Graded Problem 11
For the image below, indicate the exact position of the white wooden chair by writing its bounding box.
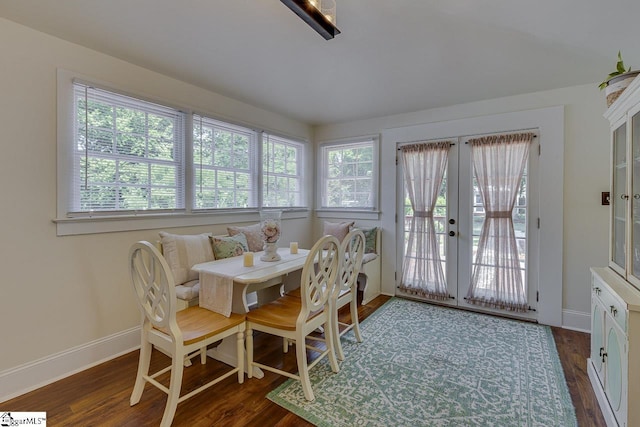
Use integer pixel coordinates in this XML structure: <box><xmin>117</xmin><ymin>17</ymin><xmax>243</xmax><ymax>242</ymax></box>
<box><xmin>245</xmin><ymin>235</ymin><xmax>341</xmax><ymax>401</ymax></box>
<box><xmin>128</xmin><ymin>241</ymin><xmax>246</xmax><ymax>427</ymax></box>
<box><xmin>332</xmin><ymin>229</ymin><xmax>365</xmax><ymax>360</ymax></box>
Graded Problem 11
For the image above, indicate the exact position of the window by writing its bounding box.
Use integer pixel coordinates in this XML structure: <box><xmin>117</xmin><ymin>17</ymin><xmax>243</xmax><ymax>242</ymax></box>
<box><xmin>72</xmin><ymin>82</ymin><xmax>185</xmax><ymax>214</ymax></box>
<box><xmin>263</xmin><ymin>133</ymin><xmax>304</xmax><ymax>208</ymax></box>
<box><xmin>57</xmin><ymin>73</ymin><xmax>309</xmax><ymax>235</ymax></box>
<box><xmin>319</xmin><ymin>138</ymin><xmax>378</xmax><ymax>209</ymax></box>
<box><xmin>193</xmin><ymin>115</ymin><xmax>257</xmax><ymax>209</ymax></box>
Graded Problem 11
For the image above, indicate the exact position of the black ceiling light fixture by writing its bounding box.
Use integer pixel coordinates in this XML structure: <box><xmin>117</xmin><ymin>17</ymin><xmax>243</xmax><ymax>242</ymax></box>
<box><xmin>280</xmin><ymin>0</ymin><xmax>340</xmax><ymax>40</ymax></box>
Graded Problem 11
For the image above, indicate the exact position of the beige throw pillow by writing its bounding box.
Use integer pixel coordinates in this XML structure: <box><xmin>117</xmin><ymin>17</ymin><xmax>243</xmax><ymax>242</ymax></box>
<box><xmin>159</xmin><ymin>232</ymin><xmax>214</xmax><ymax>285</ymax></box>
<box><xmin>227</xmin><ymin>223</ymin><xmax>264</xmax><ymax>252</ymax></box>
<box><xmin>323</xmin><ymin>220</ymin><xmax>355</xmax><ymax>242</ymax></box>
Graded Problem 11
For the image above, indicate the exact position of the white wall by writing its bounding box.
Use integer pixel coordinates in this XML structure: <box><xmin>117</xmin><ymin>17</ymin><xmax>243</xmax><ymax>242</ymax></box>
<box><xmin>315</xmin><ymin>84</ymin><xmax>611</xmax><ymax>330</ymax></box>
<box><xmin>0</xmin><ymin>17</ymin><xmax>313</xmax><ymax>396</ymax></box>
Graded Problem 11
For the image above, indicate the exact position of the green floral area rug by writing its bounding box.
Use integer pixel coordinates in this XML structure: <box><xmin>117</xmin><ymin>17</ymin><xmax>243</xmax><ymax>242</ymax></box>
<box><xmin>267</xmin><ymin>297</ymin><xmax>577</xmax><ymax>427</ymax></box>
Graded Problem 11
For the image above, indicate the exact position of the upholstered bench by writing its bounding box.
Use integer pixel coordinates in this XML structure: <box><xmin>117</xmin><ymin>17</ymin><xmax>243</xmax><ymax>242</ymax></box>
<box><xmin>358</xmin><ymin>227</ymin><xmax>381</xmax><ymax>305</ymax></box>
<box><xmin>321</xmin><ymin>221</ymin><xmax>381</xmax><ymax>306</ymax></box>
<box><xmin>157</xmin><ymin>224</ymin><xmax>265</xmax><ymax>310</ymax></box>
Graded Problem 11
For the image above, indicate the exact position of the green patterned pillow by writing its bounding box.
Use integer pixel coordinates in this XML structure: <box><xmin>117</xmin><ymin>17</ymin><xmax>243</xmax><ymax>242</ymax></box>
<box><xmin>359</xmin><ymin>227</ymin><xmax>378</xmax><ymax>254</ymax></box>
<box><xmin>210</xmin><ymin>234</ymin><xmax>249</xmax><ymax>260</ymax></box>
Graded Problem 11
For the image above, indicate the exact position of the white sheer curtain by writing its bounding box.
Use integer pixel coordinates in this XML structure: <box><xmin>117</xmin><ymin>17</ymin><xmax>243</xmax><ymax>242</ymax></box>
<box><xmin>399</xmin><ymin>141</ymin><xmax>450</xmax><ymax>300</ymax></box>
<box><xmin>465</xmin><ymin>132</ymin><xmax>534</xmax><ymax>312</ymax></box>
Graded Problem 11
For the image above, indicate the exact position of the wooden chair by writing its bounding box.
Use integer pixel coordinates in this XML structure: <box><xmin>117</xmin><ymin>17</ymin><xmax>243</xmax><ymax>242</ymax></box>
<box><xmin>332</xmin><ymin>229</ymin><xmax>365</xmax><ymax>360</ymax></box>
<box><xmin>128</xmin><ymin>241</ymin><xmax>246</xmax><ymax>427</ymax></box>
<box><xmin>245</xmin><ymin>235</ymin><xmax>341</xmax><ymax>401</ymax></box>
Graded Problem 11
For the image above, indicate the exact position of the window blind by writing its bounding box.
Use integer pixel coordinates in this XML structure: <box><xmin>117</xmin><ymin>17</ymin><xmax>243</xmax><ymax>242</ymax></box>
<box><xmin>193</xmin><ymin>114</ymin><xmax>258</xmax><ymax>210</ymax></box>
<box><xmin>70</xmin><ymin>82</ymin><xmax>185</xmax><ymax>215</ymax></box>
<box><xmin>263</xmin><ymin>133</ymin><xmax>304</xmax><ymax>208</ymax></box>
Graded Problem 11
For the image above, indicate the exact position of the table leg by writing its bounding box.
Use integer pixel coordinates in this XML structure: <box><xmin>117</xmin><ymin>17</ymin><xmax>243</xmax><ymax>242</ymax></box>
<box><xmin>206</xmin><ymin>279</ymin><xmax>285</xmax><ymax>378</ymax></box>
<box><xmin>206</xmin><ymin>340</ymin><xmax>264</xmax><ymax>379</ymax></box>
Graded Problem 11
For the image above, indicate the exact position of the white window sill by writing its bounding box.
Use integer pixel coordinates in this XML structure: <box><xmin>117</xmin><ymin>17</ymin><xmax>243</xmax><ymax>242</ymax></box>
<box><xmin>53</xmin><ymin>209</ymin><xmax>310</xmax><ymax>236</ymax></box>
<box><xmin>315</xmin><ymin>209</ymin><xmax>380</xmax><ymax>221</ymax></box>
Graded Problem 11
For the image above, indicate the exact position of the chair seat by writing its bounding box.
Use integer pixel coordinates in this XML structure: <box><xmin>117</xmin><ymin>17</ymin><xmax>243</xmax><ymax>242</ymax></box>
<box><xmin>284</xmin><ymin>287</ymin><xmax>301</xmax><ymax>298</ymax></box>
<box><xmin>247</xmin><ymin>297</ymin><xmax>322</xmax><ymax>331</ymax></box>
<box><xmin>154</xmin><ymin>306</ymin><xmax>245</xmax><ymax>346</ymax></box>
<box><xmin>286</xmin><ymin>286</ymin><xmax>346</xmax><ymax>300</ymax></box>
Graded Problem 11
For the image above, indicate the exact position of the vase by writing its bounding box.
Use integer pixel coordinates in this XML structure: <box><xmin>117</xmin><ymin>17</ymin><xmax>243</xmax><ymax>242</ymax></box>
<box><xmin>260</xmin><ymin>210</ymin><xmax>282</xmax><ymax>261</ymax></box>
<box><xmin>605</xmin><ymin>70</ymin><xmax>640</xmax><ymax>107</ymax></box>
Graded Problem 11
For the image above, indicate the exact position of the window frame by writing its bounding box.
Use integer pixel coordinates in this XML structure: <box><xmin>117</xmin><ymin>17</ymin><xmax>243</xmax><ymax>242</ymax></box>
<box><xmin>316</xmin><ymin>136</ymin><xmax>379</xmax><ymax>217</ymax></box>
<box><xmin>262</xmin><ymin>132</ymin><xmax>306</xmax><ymax>209</ymax></box>
<box><xmin>56</xmin><ymin>70</ymin><xmax>309</xmax><ymax>236</ymax></box>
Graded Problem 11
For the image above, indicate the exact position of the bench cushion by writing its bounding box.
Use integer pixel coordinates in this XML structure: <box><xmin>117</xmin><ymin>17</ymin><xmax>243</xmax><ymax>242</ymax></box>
<box><xmin>362</xmin><ymin>253</ymin><xmax>378</xmax><ymax>264</ymax></box>
<box><xmin>175</xmin><ymin>279</ymin><xmax>200</xmax><ymax>301</ymax></box>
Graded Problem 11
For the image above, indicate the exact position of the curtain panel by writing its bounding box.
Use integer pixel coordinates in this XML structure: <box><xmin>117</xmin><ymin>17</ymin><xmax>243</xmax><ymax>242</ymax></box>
<box><xmin>398</xmin><ymin>141</ymin><xmax>451</xmax><ymax>300</ymax></box>
<box><xmin>465</xmin><ymin>132</ymin><xmax>534</xmax><ymax>312</ymax></box>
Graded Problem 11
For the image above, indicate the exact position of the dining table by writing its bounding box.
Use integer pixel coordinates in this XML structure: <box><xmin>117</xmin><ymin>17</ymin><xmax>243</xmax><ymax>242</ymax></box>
<box><xmin>191</xmin><ymin>247</ymin><xmax>309</xmax><ymax>378</ymax></box>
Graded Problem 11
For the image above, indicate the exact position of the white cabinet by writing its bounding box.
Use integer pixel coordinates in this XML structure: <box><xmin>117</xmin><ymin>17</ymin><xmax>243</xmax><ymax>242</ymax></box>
<box><xmin>588</xmin><ymin>268</ymin><xmax>640</xmax><ymax>427</ymax></box>
<box><xmin>590</xmin><ymin>75</ymin><xmax>640</xmax><ymax>426</ymax></box>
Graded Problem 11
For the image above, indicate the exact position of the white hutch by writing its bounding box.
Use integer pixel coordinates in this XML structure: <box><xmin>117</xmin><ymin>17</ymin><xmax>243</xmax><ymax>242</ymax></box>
<box><xmin>589</xmin><ymin>75</ymin><xmax>640</xmax><ymax>427</ymax></box>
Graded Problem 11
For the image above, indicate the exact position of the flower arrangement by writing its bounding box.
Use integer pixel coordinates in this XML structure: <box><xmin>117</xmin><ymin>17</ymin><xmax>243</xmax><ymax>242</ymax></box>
<box><xmin>261</xmin><ymin>219</ymin><xmax>281</xmax><ymax>243</ymax></box>
<box><xmin>260</xmin><ymin>210</ymin><xmax>282</xmax><ymax>262</ymax></box>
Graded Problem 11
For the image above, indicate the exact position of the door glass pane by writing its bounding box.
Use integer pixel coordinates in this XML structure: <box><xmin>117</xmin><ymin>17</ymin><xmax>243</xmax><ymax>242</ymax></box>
<box><xmin>633</xmin><ymin>112</ymin><xmax>640</xmax><ymax>276</ymax></box>
<box><xmin>613</xmin><ymin>124</ymin><xmax>627</xmax><ymax>268</ymax></box>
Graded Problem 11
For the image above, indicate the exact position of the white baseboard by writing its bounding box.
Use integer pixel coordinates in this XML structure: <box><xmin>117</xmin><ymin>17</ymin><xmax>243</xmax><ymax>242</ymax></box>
<box><xmin>0</xmin><ymin>327</ymin><xmax>140</xmax><ymax>403</ymax></box>
<box><xmin>561</xmin><ymin>309</ymin><xmax>590</xmax><ymax>333</ymax></box>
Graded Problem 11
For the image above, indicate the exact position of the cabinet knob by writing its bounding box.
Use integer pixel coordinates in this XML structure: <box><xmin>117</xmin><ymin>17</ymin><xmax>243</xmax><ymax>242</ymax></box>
<box><xmin>594</xmin><ymin>287</ymin><xmax>601</xmax><ymax>295</ymax></box>
<box><xmin>449</xmin><ymin>231</ymin><xmax>456</xmax><ymax>237</ymax></box>
<box><xmin>610</xmin><ymin>305</ymin><xmax>618</xmax><ymax>316</ymax></box>
<box><xmin>602</xmin><ymin>352</ymin><xmax>608</xmax><ymax>363</ymax></box>
<box><xmin>635</xmin><ymin>194</ymin><xmax>640</xmax><ymax>199</ymax></box>
<box><xmin>599</xmin><ymin>347</ymin><xmax>605</xmax><ymax>357</ymax></box>
<box><xmin>621</xmin><ymin>194</ymin><xmax>630</xmax><ymax>200</ymax></box>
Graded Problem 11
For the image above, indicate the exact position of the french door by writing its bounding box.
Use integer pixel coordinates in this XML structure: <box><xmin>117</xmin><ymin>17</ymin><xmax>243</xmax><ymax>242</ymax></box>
<box><xmin>396</xmin><ymin>133</ymin><xmax>539</xmax><ymax>320</ymax></box>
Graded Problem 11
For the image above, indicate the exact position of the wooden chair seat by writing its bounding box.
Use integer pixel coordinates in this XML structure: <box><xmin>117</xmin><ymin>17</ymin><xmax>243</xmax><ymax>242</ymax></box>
<box><xmin>247</xmin><ymin>297</ymin><xmax>323</xmax><ymax>331</ymax></box>
<box><xmin>154</xmin><ymin>307</ymin><xmax>245</xmax><ymax>345</ymax></box>
<box><xmin>286</xmin><ymin>286</ymin><xmax>350</xmax><ymax>300</ymax></box>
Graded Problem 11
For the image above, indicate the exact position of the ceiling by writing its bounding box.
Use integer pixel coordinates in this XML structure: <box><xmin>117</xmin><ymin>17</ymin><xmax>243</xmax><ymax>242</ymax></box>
<box><xmin>1</xmin><ymin>0</ymin><xmax>640</xmax><ymax>126</ymax></box>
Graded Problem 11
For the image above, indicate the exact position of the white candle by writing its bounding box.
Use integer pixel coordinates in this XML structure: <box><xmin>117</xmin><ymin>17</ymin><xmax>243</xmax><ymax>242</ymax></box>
<box><xmin>243</xmin><ymin>252</ymin><xmax>254</xmax><ymax>267</ymax></box>
<box><xmin>290</xmin><ymin>242</ymin><xmax>299</xmax><ymax>254</ymax></box>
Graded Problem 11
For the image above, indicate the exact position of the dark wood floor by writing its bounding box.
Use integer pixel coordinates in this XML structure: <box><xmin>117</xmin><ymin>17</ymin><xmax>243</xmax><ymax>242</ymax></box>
<box><xmin>2</xmin><ymin>295</ymin><xmax>606</xmax><ymax>426</ymax></box>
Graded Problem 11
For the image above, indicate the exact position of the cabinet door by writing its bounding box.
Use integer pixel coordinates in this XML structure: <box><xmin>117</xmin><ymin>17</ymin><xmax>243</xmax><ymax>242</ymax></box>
<box><xmin>605</xmin><ymin>317</ymin><xmax>628</xmax><ymax>427</ymax></box>
<box><xmin>612</xmin><ymin>122</ymin><xmax>628</xmax><ymax>274</ymax></box>
<box><xmin>630</xmin><ymin>109</ymin><xmax>640</xmax><ymax>286</ymax></box>
<box><xmin>591</xmin><ymin>298</ymin><xmax>606</xmax><ymax>383</ymax></box>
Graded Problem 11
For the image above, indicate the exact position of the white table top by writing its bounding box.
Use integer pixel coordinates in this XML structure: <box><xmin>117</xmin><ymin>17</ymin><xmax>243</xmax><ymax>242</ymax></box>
<box><xmin>192</xmin><ymin>248</ymin><xmax>309</xmax><ymax>285</ymax></box>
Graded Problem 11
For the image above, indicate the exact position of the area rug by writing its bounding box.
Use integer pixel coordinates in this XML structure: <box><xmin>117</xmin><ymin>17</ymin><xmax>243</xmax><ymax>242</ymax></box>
<box><xmin>267</xmin><ymin>297</ymin><xmax>577</xmax><ymax>427</ymax></box>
